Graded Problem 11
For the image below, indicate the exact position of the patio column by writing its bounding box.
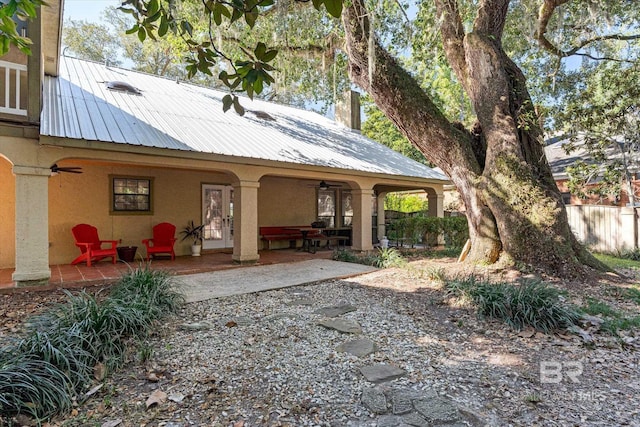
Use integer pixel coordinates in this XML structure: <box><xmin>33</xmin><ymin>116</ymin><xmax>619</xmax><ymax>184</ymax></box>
<box><xmin>428</xmin><ymin>190</ymin><xmax>444</xmax><ymax>218</ymax></box>
<box><xmin>377</xmin><ymin>191</ymin><xmax>387</xmax><ymax>242</ymax></box>
<box><xmin>232</xmin><ymin>180</ymin><xmax>260</xmax><ymax>264</ymax></box>
<box><xmin>12</xmin><ymin>165</ymin><xmax>51</xmax><ymax>286</ymax></box>
<box><xmin>427</xmin><ymin>189</ymin><xmax>445</xmax><ymax>245</ymax></box>
<box><xmin>351</xmin><ymin>189</ymin><xmax>374</xmax><ymax>251</ymax></box>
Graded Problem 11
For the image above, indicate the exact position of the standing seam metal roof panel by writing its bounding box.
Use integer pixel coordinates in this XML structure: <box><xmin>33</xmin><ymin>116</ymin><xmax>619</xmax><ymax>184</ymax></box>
<box><xmin>41</xmin><ymin>57</ymin><xmax>447</xmax><ymax>180</ymax></box>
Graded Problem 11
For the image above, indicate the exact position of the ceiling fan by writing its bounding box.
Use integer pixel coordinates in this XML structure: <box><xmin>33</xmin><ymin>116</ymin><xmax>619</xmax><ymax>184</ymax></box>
<box><xmin>50</xmin><ymin>164</ymin><xmax>83</xmax><ymax>174</ymax></box>
<box><xmin>309</xmin><ymin>180</ymin><xmax>342</xmax><ymax>190</ymax></box>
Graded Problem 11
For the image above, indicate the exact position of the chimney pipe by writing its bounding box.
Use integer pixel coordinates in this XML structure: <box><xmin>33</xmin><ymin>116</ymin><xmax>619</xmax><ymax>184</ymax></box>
<box><xmin>335</xmin><ymin>90</ymin><xmax>361</xmax><ymax>131</ymax></box>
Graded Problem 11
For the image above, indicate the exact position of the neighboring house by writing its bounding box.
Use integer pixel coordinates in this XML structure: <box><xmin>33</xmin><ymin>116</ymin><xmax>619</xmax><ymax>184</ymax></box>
<box><xmin>545</xmin><ymin>135</ymin><xmax>640</xmax><ymax>206</ymax></box>
<box><xmin>0</xmin><ymin>0</ymin><xmax>448</xmax><ymax>286</ymax></box>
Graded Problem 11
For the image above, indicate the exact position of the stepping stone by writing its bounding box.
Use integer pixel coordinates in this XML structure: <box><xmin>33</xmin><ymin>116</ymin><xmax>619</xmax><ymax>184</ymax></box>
<box><xmin>262</xmin><ymin>313</ymin><xmax>301</xmax><ymax>322</ymax></box>
<box><xmin>402</xmin><ymin>412</ymin><xmax>429</xmax><ymax>427</ymax></box>
<box><xmin>390</xmin><ymin>391</ymin><xmax>414</xmax><ymax>415</ymax></box>
<box><xmin>180</xmin><ymin>322</ymin><xmax>211</xmax><ymax>331</ymax></box>
<box><xmin>412</xmin><ymin>396</ymin><xmax>461</xmax><ymax>423</ymax></box>
<box><xmin>286</xmin><ymin>298</ymin><xmax>315</xmax><ymax>306</ymax></box>
<box><xmin>317</xmin><ymin>319</ymin><xmax>362</xmax><ymax>334</ymax></box>
<box><xmin>314</xmin><ymin>304</ymin><xmax>357</xmax><ymax>317</ymax></box>
<box><xmin>336</xmin><ymin>338</ymin><xmax>377</xmax><ymax>357</ymax></box>
<box><xmin>377</xmin><ymin>414</ymin><xmax>404</xmax><ymax>427</ymax></box>
<box><xmin>359</xmin><ymin>364</ymin><xmax>406</xmax><ymax>383</ymax></box>
<box><xmin>361</xmin><ymin>387</ymin><xmax>388</xmax><ymax>414</ymax></box>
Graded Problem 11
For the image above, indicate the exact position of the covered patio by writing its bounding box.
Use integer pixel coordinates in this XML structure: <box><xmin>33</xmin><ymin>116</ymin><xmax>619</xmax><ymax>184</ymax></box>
<box><xmin>0</xmin><ymin>249</ymin><xmax>334</xmax><ymax>292</ymax></box>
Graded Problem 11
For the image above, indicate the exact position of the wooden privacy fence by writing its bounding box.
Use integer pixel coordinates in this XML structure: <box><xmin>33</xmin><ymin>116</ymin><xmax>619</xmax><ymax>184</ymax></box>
<box><xmin>565</xmin><ymin>205</ymin><xmax>638</xmax><ymax>253</ymax></box>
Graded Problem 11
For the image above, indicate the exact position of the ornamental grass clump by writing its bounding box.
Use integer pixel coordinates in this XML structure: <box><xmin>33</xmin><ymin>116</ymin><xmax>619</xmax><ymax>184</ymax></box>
<box><xmin>445</xmin><ymin>276</ymin><xmax>579</xmax><ymax>333</ymax></box>
<box><xmin>372</xmin><ymin>247</ymin><xmax>406</xmax><ymax>269</ymax></box>
<box><xmin>0</xmin><ymin>267</ymin><xmax>184</xmax><ymax>424</ymax></box>
<box><xmin>332</xmin><ymin>247</ymin><xmax>407</xmax><ymax>269</ymax></box>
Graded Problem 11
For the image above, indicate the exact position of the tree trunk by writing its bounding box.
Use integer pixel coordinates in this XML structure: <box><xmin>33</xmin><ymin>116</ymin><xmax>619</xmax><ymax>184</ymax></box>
<box><xmin>342</xmin><ymin>0</ymin><xmax>605</xmax><ymax>277</ymax></box>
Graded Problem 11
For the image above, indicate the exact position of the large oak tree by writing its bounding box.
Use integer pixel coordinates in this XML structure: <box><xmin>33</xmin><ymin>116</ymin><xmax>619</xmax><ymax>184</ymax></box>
<box><xmin>4</xmin><ymin>0</ymin><xmax>637</xmax><ymax>276</ymax></box>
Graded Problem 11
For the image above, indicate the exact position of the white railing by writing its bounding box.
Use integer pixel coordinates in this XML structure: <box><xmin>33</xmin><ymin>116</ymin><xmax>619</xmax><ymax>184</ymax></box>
<box><xmin>0</xmin><ymin>60</ymin><xmax>27</xmax><ymax>116</ymax></box>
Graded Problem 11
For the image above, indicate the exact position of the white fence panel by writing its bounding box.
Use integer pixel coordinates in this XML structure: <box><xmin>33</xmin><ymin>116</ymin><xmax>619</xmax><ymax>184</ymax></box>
<box><xmin>565</xmin><ymin>205</ymin><xmax>638</xmax><ymax>253</ymax></box>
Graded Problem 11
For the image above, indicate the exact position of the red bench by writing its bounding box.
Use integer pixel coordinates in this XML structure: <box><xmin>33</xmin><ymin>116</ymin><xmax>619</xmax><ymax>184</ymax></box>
<box><xmin>260</xmin><ymin>226</ymin><xmax>305</xmax><ymax>249</ymax></box>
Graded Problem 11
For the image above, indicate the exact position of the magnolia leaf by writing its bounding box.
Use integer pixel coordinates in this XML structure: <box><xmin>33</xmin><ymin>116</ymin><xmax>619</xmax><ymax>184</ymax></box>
<box><xmin>137</xmin><ymin>27</ymin><xmax>146</xmax><ymax>43</ymax></box>
<box><xmin>233</xmin><ymin>97</ymin><xmax>245</xmax><ymax>116</ymax></box>
<box><xmin>222</xmin><ymin>94</ymin><xmax>233</xmax><ymax>112</ymax></box>
<box><xmin>158</xmin><ymin>16</ymin><xmax>168</xmax><ymax>36</ymax></box>
<box><xmin>323</xmin><ymin>0</ymin><xmax>343</xmax><ymax>18</ymax></box>
<box><xmin>245</xmin><ymin>11</ymin><xmax>258</xmax><ymax>28</ymax></box>
<box><xmin>262</xmin><ymin>49</ymin><xmax>277</xmax><ymax>62</ymax></box>
<box><xmin>145</xmin><ymin>389</ymin><xmax>167</xmax><ymax>408</ymax></box>
<box><xmin>147</xmin><ymin>0</ymin><xmax>159</xmax><ymax>16</ymax></box>
<box><xmin>254</xmin><ymin>42</ymin><xmax>267</xmax><ymax>60</ymax></box>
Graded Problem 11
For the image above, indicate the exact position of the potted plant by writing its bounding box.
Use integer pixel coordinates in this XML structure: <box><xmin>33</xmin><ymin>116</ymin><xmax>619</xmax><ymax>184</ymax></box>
<box><xmin>180</xmin><ymin>220</ymin><xmax>205</xmax><ymax>256</ymax></box>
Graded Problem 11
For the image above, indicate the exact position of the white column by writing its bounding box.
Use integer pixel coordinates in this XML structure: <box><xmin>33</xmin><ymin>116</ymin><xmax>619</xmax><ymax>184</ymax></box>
<box><xmin>12</xmin><ymin>165</ymin><xmax>51</xmax><ymax>285</ymax></box>
<box><xmin>351</xmin><ymin>189</ymin><xmax>374</xmax><ymax>251</ymax></box>
<box><xmin>377</xmin><ymin>191</ymin><xmax>387</xmax><ymax>243</ymax></box>
<box><xmin>428</xmin><ymin>191</ymin><xmax>444</xmax><ymax>218</ymax></box>
<box><xmin>428</xmin><ymin>190</ymin><xmax>445</xmax><ymax>245</ymax></box>
<box><xmin>232</xmin><ymin>180</ymin><xmax>260</xmax><ymax>264</ymax></box>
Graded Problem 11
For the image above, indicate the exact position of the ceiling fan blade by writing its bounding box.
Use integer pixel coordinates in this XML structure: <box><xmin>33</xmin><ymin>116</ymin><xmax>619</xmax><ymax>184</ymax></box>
<box><xmin>51</xmin><ymin>164</ymin><xmax>83</xmax><ymax>174</ymax></box>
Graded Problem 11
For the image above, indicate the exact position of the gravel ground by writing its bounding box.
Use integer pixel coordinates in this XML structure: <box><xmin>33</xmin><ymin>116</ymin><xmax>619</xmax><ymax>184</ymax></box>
<box><xmin>2</xmin><ymin>258</ymin><xmax>640</xmax><ymax>426</ymax></box>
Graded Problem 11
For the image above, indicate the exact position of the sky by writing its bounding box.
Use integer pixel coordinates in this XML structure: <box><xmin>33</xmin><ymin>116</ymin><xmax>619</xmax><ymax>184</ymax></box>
<box><xmin>63</xmin><ymin>0</ymin><xmax>120</xmax><ymax>23</ymax></box>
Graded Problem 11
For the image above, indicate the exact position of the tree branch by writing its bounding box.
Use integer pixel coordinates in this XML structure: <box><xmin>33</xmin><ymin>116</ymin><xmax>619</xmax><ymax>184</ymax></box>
<box><xmin>342</xmin><ymin>0</ymin><xmax>481</xmax><ymax>176</ymax></box>
<box><xmin>434</xmin><ymin>0</ymin><xmax>469</xmax><ymax>89</ymax></box>
<box><xmin>473</xmin><ymin>0</ymin><xmax>510</xmax><ymax>40</ymax></box>
<box><xmin>535</xmin><ymin>0</ymin><xmax>639</xmax><ymax>61</ymax></box>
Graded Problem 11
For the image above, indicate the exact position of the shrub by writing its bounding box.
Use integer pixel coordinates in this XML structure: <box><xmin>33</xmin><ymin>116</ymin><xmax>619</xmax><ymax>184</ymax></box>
<box><xmin>332</xmin><ymin>248</ymin><xmax>406</xmax><ymax>269</ymax></box>
<box><xmin>0</xmin><ymin>267</ymin><xmax>184</xmax><ymax>423</ymax></box>
<box><xmin>389</xmin><ymin>216</ymin><xmax>468</xmax><ymax>249</ymax></box>
<box><xmin>445</xmin><ymin>276</ymin><xmax>579</xmax><ymax>333</ymax></box>
<box><xmin>372</xmin><ymin>247</ymin><xmax>406</xmax><ymax>268</ymax></box>
<box><xmin>0</xmin><ymin>357</ymin><xmax>75</xmax><ymax>421</ymax></box>
<box><xmin>332</xmin><ymin>249</ymin><xmax>361</xmax><ymax>264</ymax></box>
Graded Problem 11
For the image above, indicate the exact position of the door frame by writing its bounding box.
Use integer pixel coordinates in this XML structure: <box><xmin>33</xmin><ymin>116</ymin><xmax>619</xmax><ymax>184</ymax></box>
<box><xmin>201</xmin><ymin>184</ymin><xmax>234</xmax><ymax>249</ymax></box>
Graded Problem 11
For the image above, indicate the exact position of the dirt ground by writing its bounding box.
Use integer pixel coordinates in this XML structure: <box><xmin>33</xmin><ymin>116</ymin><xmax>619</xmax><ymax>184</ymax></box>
<box><xmin>1</xmin><ymin>256</ymin><xmax>639</xmax><ymax>426</ymax></box>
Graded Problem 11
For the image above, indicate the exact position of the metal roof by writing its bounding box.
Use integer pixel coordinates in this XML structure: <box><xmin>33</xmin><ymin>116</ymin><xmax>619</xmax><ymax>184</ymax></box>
<box><xmin>41</xmin><ymin>56</ymin><xmax>447</xmax><ymax>181</ymax></box>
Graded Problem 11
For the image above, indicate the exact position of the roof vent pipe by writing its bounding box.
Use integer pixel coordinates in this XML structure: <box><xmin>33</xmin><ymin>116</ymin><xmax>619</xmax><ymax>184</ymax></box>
<box><xmin>335</xmin><ymin>90</ymin><xmax>361</xmax><ymax>132</ymax></box>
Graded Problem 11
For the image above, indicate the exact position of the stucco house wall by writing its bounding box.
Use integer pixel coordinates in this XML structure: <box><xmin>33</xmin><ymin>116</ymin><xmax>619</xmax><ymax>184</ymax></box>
<box><xmin>0</xmin><ymin>158</ymin><xmax>16</xmax><ymax>268</ymax></box>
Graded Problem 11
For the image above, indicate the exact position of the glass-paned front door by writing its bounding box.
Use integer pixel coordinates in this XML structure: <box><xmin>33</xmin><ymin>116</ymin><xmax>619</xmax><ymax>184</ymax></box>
<box><xmin>202</xmin><ymin>184</ymin><xmax>234</xmax><ymax>249</ymax></box>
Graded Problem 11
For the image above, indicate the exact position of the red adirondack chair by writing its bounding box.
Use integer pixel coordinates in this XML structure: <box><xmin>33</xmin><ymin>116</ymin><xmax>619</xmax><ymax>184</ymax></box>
<box><xmin>142</xmin><ymin>222</ymin><xmax>177</xmax><ymax>261</ymax></box>
<box><xmin>71</xmin><ymin>224</ymin><xmax>118</xmax><ymax>267</ymax></box>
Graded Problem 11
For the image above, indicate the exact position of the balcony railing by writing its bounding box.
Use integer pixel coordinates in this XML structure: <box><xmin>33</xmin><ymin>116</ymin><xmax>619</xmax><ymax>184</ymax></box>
<box><xmin>0</xmin><ymin>60</ymin><xmax>27</xmax><ymax>116</ymax></box>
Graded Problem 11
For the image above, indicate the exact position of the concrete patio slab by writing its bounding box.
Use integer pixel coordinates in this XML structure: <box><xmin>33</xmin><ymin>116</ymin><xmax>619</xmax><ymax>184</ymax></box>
<box><xmin>177</xmin><ymin>259</ymin><xmax>377</xmax><ymax>303</ymax></box>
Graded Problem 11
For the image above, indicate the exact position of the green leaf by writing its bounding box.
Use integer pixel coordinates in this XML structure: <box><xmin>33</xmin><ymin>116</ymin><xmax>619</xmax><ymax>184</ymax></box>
<box><xmin>222</xmin><ymin>94</ymin><xmax>233</xmax><ymax>112</ymax></box>
<box><xmin>246</xmin><ymin>69</ymin><xmax>258</xmax><ymax>83</ymax></box>
<box><xmin>312</xmin><ymin>0</ymin><xmax>323</xmax><ymax>10</ymax></box>
<box><xmin>137</xmin><ymin>27</ymin><xmax>147</xmax><ymax>43</ymax></box>
<box><xmin>245</xmin><ymin>11</ymin><xmax>258</xmax><ymax>28</ymax></box>
<box><xmin>233</xmin><ymin>97</ymin><xmax>245</xmax><ymax>116</ymax></box>
<box><xmin>262</xmin><ymin>49</ymin><xmax>278</xmax><ymax>62</ymax></box>
<box><xmin>158</xmin><ymin>16</ymin><xmax>168</xmax><ymax>37</ymax></box>
<box><xmin>323</xmin><ymin>0</ymin><xmax>343</xmax><ymax>18</ymax></box>
<box><xmin>254</xmin><ymin>78</ymin><xmax>263</xmax><ymax>94</ymax></box>
<box><xmin>230</xmin><ymin>8</ymin><xmax>243</xmax><ymax>23</ymax></box>
<box><xmin>254</xmin><ymin>42</ymin><xmax>267</xmax><ymax>60</ymax></box>
<box><xmin>147</xmin><ymin>0</ymin><xmax>160</xmax><ymax>15</ymax></box>
<box><xmin>126</xmin><ymin>24</ymin><xmax>139</xmax><ymax>35</ymax></box>
<box><xmin>0</xmin><ymin>37</ymin><xmax>10</xmax><ymax>56</ymax></box>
